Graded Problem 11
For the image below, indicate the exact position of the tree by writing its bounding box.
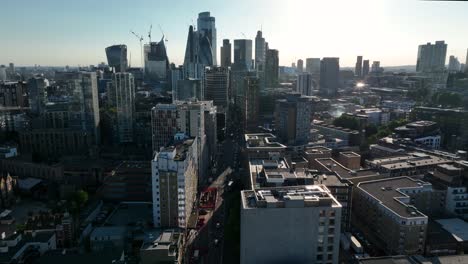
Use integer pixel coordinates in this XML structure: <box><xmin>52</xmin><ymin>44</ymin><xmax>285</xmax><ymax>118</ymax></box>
<box><xmin>333</xmin><ymin>115</ymin><xmax>360</xmax><ymax>130</ymax></box>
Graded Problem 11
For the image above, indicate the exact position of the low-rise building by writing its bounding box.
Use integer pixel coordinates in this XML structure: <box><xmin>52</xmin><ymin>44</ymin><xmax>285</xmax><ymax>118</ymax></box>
<box><xmin>244</xmin><ymin>133</ymin><xmax>287</xmax><ymax>160</ymax></box>
<box><xmin>140</xmin><ymin>230</ymin><xmax>182</xmax><ymax>264</ymax></box>
<box><xmin>90</xmin><ymin>226</ymin><xmax>127</xmax><ymax>252</ymax></box>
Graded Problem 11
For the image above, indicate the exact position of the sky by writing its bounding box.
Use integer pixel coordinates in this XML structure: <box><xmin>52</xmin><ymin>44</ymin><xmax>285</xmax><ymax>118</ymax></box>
<box><xmin>1</xmin><ymin>0</ymin><xmax>467</xmax><ymax>68</ymax></box>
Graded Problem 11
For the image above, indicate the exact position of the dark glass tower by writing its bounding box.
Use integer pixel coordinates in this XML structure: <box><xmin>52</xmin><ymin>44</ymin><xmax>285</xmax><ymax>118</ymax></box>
<box><xmin>105</xmin><ymin>44</ymin><xmax>128</xmax><ymax>72</ymax></box>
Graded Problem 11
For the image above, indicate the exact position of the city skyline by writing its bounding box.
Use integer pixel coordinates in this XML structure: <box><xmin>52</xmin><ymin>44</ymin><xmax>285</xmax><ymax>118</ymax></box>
<box><xmin>1</xmin><ymin>0</ymin><xmax>468</xmax><ymax>67</ymax></box>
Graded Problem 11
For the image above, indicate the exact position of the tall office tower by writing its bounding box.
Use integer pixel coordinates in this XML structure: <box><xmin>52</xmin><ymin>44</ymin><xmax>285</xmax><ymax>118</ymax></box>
<box><xmin>197</xmin><ymin>12</ymin><xmax>217</xmax><ymax>65</ymax></box>
<box><xmin>465</xmin><ymin>49</ymin><xmax>468</xmax><ymax>73</ymax></box>
<box><xmin>241</xmin><ymin>186</ymin><xmax>342</xmax><ymax>264</ymax></box>
<box><xmin>355</xmin><ymin>56</ymin><xmax>363</xmax><ymax>77</ymax></box>
<box><xmin>275</xmin><ymin>94</ymin><xmax>313</xmax><ymax>145</ymax></box>
<box><xmin>255</xmin><ymin>31</ymin><xmax>266</xmax><ymax>71</ymax></box>
<box><xmin>291</xmin><ymin>62</ymin><xmax>296</xmax><ymax>68</ymax></box>
<box><xmin>205</xmin><ymin>67</ymin><xmax>229</xmax><ymax>112</ymax></box>
<box><xmin>362</xmin><ymin>60</ymin><xmax>370</xmax><ymax>77</ymax></box>
<box><xmin>242</xmin><ymin>76</ymin><xmax>260</xmax><ymax>131</ymax></box>
<box><xmin>306</xmin><ymin>58</ymin><xmax>321</xmax><ymax>74</ymax></box>
<box><xmin>448</xmin><ymin>55</ymin><xmax>461</xmax><ymax>73</ymax></box>
<box><xmin>319</xmin><ymin>58</ymin><xmax>340</xmax><ymax>97</ymax></box>
<box><xmin>105</xmin><ymin>45</ymin><xmax>128</xmax><ymax>72</ymax></box>
<box><xmin>0</xmin><ymin>66</ymin><xmax>6</xmax><ymax>81</ymax></box>
<box><xmin>233</xmin><ymin>39</ymin><xmax>253</xmax><ymax>71</ymax></box>
<box><xmin>416</xmin><ymin>41</ymin><xmax>447</xmax><ymax>72</ymax></box>
<box><xmin>55</xmin><ymin>71</ymin><xmax>100</xmax><ymax>144</ymax></box>
<box><xmin>27</xmin><ymin>76</ymin><xmax>48</xmax><ymax>114</ymax></box>
<box><xmin>8</xmin><ymin>63</ymin><xmax>15</xmax><ymax>75</ymax></box>
<box><xmin>152</xmin><ymin>136</ymin><xmax>198</xmax><ymax>228</ymax></box>
<box><xmin>296</xmin><ymin>73</ymin><xmax>314</xmax><ymax>96</ymax></box>
<box><xmin>220</xmin><ymin>39</ymin><xmax>232</xmax><ymax>67</ymax></box>
<box><xmin>110</xmin><ymin>72</ymin><xmax>135</xmax><ymax>143</ymax></box>
<box><xmin>175</xmin><ymin>79</ymin><xmax>203</xmax><ymax>101</ymax></box>
<box><xmin>297</xmin><ymin>59</ymin><xmax>304</xmax><ymax>73</ymax></box>
<box><xmin>151</xmin><ymin>104</ymin><xmax>178</xmax><ymax>153</ymax></box>
<box><xmin>371</xmin><ymin>61</ymin><xmax>381</xmax><ymax>72</ymax></box>
<box><xmin>265</xmin><ymin>49</ymin><xmax>279</xmax><ymax>87</ymax></box>
<box><xmin>170</xmin><ymin>67</ymin><xmax>184</xmax><ymax>101</ymax></box>
<box><xmin>145</xmin><ymin>37</ymin><xmax>170</xmax><ymax>80</ymax></box>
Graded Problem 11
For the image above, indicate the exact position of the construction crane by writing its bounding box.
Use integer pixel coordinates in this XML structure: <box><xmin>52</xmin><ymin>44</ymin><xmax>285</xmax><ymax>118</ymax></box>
<box><xmin>148</xmin><ymin>24</ymin><xmax>152</xmax><ymax>43</ymax></box>
<box><xmin>130</xmin><ymin>30</ymin><xmax>144</xmax><ymax>69</ymax></box>
<box><xmin>241</xmin><ymin>32</ymin><xmax>246</xmax><ymax>38</ymax></box>
<box><xmin>159</xmin><ymin>24</ymin><xmax>168</xmax><ymax>42</ymax></box>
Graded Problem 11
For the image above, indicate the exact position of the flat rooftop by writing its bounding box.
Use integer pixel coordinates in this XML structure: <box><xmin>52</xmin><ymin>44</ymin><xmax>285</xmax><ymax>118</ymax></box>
<box><xmin>358</xmin><ymin>177</ymin><xmax>430</xmax><ymax>218</ymax></box>
<box><xmin>435</xmin><ymin>218</ymin><xmax>468</xmax><ymax>242</ymax></box>
<box><xmin>368</xmin><ymin>152</ymin><xmax>449</xmax><ymax>170</ymax></box>
<box><xmin>244</xmin><ymin>133</ymin><xmax>287</xmax><ymax>149</ymax></box>
<box><xmin>141</xmin><ymin>230</ymin><xmax>180</xmax><ymax>254</ymax></box>
<box><xmin>242</xmin><ymin>185</ymin><xmax>341</xmax><ymax>209</ymax></box>
<box><xmin>316</xmin><ymin>158</ymin><xmax>380</xmax><ymax>178</ymax></box>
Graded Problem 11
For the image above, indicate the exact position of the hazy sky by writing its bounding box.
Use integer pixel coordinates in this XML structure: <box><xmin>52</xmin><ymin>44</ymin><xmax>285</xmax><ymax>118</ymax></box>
<box><xmin>1</xmin><ymin>0</ymin><xmax>467</xmax><ymax>67</ymax></box>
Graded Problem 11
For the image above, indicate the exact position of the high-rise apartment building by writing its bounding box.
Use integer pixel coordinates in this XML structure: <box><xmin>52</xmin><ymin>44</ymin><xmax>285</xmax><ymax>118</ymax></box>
<box><xmin>220</xmin><ymin>39</ymin><xmax>232</xmax><ymax>67</ymax></box>
<box><xmin>448</xmin><ymin>55</ymin><xmax>461</xmax><ymax>73</ymax></box>
<box><xmin>197</xmin><ymin>12</ymin><xmax>217</xmax><ymax>66</ymax></box>
<box><xmin>355</xmin><ymin>56</ymin><xmax>363</xmax><ymax>77</ymax></box>
<box><xmin>109</xmin><ymin>72</ymin><xmax>135</xmax><ymax>143</ymax></box>
<box><xmin>306</xmin><ymin>58</ymin><xmax>321</xmax><ymax>74</ymax></box>
<box><xmin>27</xmin><ymin>76</ymin><xmax>48</xmax><ymax>115</ymax></box>
<box><xmin>275</xmin><ymin>94</ymin><xmax>313</xmax><ymax>145</ymax></box>
<box><xmin>151</xmin><ymin>104</ymin><xmax>178</xmax><ymax>153</ymax></box>
<box><xmin>416</xmin><ymin>41</ymin><xmax>447</xmax><ymax>72</ymax></box>
<box><xmin>152</xmin><ymin>136</ymin><xmax>198</xmax><ymax>228</ymax></box>
<box><xmin>319</xmin><ymin>58</ymin><xmax>340</xmax><ymax>97</ymax></box>
<box><xmin>55</xmin><ymin>71</ymin><xmax>100</xmax><ymax>144</ymax></box>
<box><xmin>265</xmin><ymin>49</ymin><xmax>279</xmax><ymax>87</ymax></box>
<box><xmin>296</xmin><ymin>73</ymin><xmax>314</xmax><ymax>96</ymax></box>
<box><xmin>241</xmin><ymin>186</ymin><xmax>342</xmax><ymax>264</ymax></box>
<box><xmin>465</xmin><ymin>48</ymin><xmax>468</xmax><ymax>73</ymax></box>
<box><xmin>233</xmin><ymin>39</ymin><xmax>253</xmax><ymax>71</ymax></box>
<box><xmin>255</xmin><ymin>31</ymin><xmax>266</xmax><ymax>71</ymax></box>
<box><xmin>204</xmin><ymin>67</ymin><xmax>229</xmax><ymax>111</ymax></box>
<box><xmin>0</xmin><ymin>66</ymin><xmax>6</xmax><ymax>82</ymax></box>
<box><xmin>297</xmin><ymin>59</ymin><xmax>304</xmax><ymax>73</ymax></box>
<box><xmin>362</xmin><ymin>60</ymin><xmax>370</xmax><ymax>77</ymax></box>
<box><xmin>105</xmin><ymin>45</ymin><xmax>128</xmax><ymax>73</ymax></box>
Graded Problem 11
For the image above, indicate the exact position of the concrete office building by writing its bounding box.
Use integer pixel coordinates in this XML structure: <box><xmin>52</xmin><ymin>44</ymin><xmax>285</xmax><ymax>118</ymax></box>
<box><xmin>296</xmin><ymin>73</ymin><xmax>314</xmax><ymax>96</ymax></box>
<box><xmin>220</xmin><ymin>39</ymin><xmax>231</xmax><ymax>67</ymax></box>
<box><xmin>234</xmin><ymin>39</ymin><xmax>253</xmax><ymax>71</ymax></box>
<box><xmin>353</xmin><ymin>177</ymin><xmax>432</xmax><ymax>255</ymax></box>
<box><xmin>255</xmin><ymin>30</ymin><xmax>266</xmax><ymax>71</ymax></box>
<box><xmin>197</xmin><ymin>12</ymin><xmax>217</xmax><ymax>66</ymax></box>
<box><xmin>152</xmin><ymin>137</ymin><xmax>198</xmax><ymax>228</ymax></box>
<box><xmin>306</xmin><ymin>58</ymin><xmax>321</xmax><ymax>74</ymax></box>
<box><xmin>265</xmin><ymin>49</ymin><xmax>279</xmax><ymax>87</ymax></box>
<box><xmin>27</xmin><ymin>76</ymin><xmax>48</xmax><ymax>115</ymax></box>
<box><xmin>151</xmin><ymin>104</ymin><xmax>178</xmax><ymax>153</ymax></box>
<box><xmin>105</xmin><ymin>44</ymin><xmax>128</xmax><ymax>73</ymax></box>
<box><xmin>275</xmin><ymin>94</ymin><xmax>313</xmax><ymax>145</ymax></box>
<box><xmin>174</xmin><ymin>79</ymin><xmax>203</xmax><ymax>102</ymax></box>
<box><xmin>241</xmin><ymin>185</ymin><xmax>342</xmax><ymax>264</ymax></box>
<box><xmin>355</xmin><ymin>56</ymin><xmax>363</xmax><ymax>77</ymax></box>
<box><xmin>109</xmin><ymin>72</ymin><xmax>135</xmax><ymax>143</ymax></box>
<box><xmin>320</xmin><ymin>58</ymin><xmax>340</xmax><ymax>97</ymax></box>
<box><xmin>362</xmin><ymin>60</ymin><xmax>370</xmax><ymax>77</ymax></box>
<box><xmin>0</xmin><ymin>81</ymin><xmax>27</xmax><ymax>107</ymax></box>
<box><xmin>416</xmin><ymin>41</ymin><xmax>447</xmax><ymax>72</ymax></box>
<box><xmin>297</xmin><ymin>59</ymin><xmax>304</xmax><ymax>73</ymax></box>
<box><xmin>204</xmin><ymin>67</ymin><xmax>229</xmax><ymax>111</ymax></box>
